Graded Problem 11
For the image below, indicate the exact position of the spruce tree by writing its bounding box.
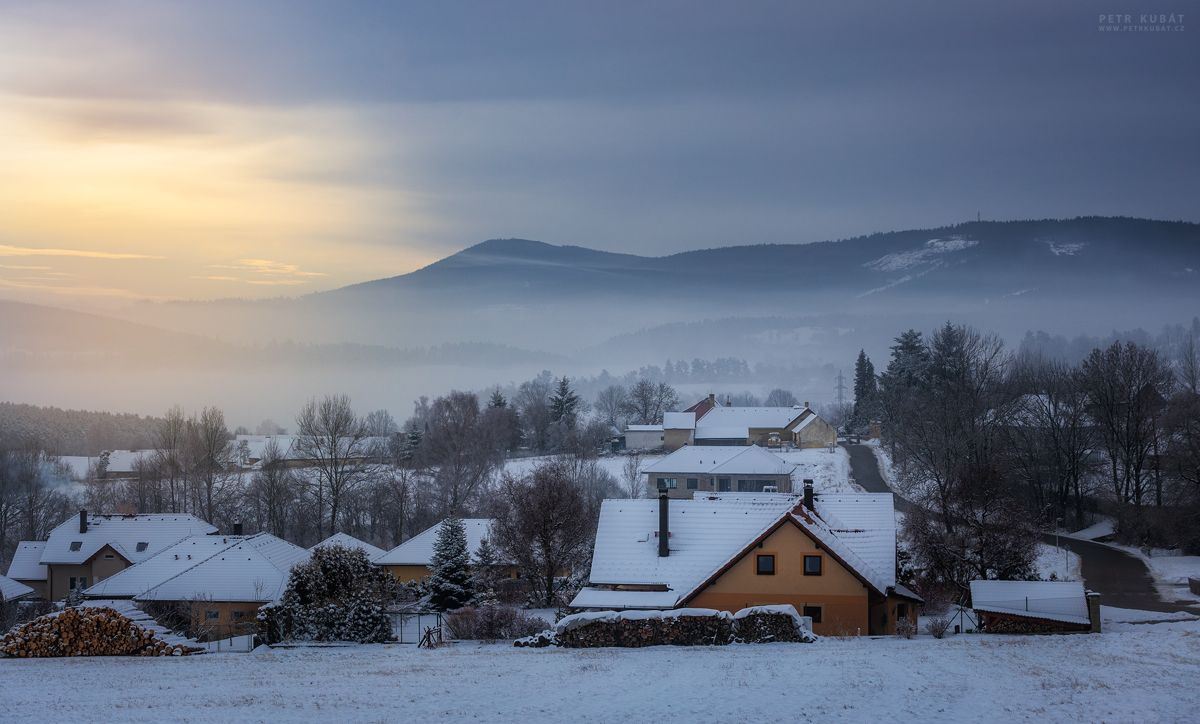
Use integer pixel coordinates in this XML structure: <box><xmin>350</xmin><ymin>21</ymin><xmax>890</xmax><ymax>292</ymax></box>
<box><xmin>471</xmin><ymin>536</ymin><xmax>501</xmax><ymax>594</ymax></box>
<box><xmin>549</xmin><ymin>376</ymin><xmax>581</xmax><ymax>426</ymax></box>
<box><xmin>427</xmin><ymin>517</ymin><xmax>475</xmax><ymax>611</ymax></box>
<box><xmin>851</xmin><ymin>350</ymin><xmax>877</xmax><ymax>428</ymax></box>
<box><xmin>489</xmin><ymin>390</ymin><xmax>507</xmax><ymax>409</ymax></box>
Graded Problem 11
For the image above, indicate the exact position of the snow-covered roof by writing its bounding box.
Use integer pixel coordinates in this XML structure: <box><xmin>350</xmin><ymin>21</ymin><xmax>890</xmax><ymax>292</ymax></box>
<box><xmin>233</xmin><ymin>435</ymin><xmax>390</xmax><ymax>463</ymax></box>
<box><xmin>970</xmin><ymin>580</ymin><xmax>1090</xmax><ymax>625</ymax></box>
<box><xmin>40</xmin><ymin>513</ymin><xmax>218</xmax><ymax>566</ymax></box>
<box><xmin>7</xmin><ymin>541</ymin><xmax>47</xmax><ymax>581</ymax></box>
<box><xmin>813</xmin><ymin>494</ymin><xmax>897</xmax><ymax>589</ymax></box>
<box><xmin>695</xmin><ymin>406</ymin><xmax>805</xmax><ymax>432</ymax></box>
<box><xmin>575</xmin><ymin>493</ymin><xmax>904</xmax><ymax>610</ymax></box>
<box><xmin>0</xmin><ymin>573</ymin><xmax>35</xmax><ymax>602</ymax></box>
<box><xmin>642</xmin><ymin>445</ymin><xmax>794</xmax><ymax>477</ymax></box>
<box><xmin>625</xmin><ymin>425</ymin><xmax>664</xmax><ymax>432</ymax></box>
<box><xmin>85</xmin><ymin>534</ymin><xmax>245</xmax><ymax>598</ymax></box>
<box><xmin>693</xmin><ymin>427</ymin><xmax>749</xmax><ymax>440</ymax></box>
<box><xmin>662</xmin><ymin>412</ymin><xmax>696</xmax><ymax>430</ymax></box>
<box><xmin>582</xmin><ymin>496</ymin><xmax>801</xmax><ymax>608</ymax></box>
<box><xmin>312</xmin><ymin>533</ymin><xmax>387</xmax><ymax>560</ymax></box>
<box><xmin>134</xmin><ymin>533</ymin><xmax>310</xmax><ymax>604</ymax></box>
<box><xmin>374</xmin><ymin>519</ymin><xmax>496</xmax><ymax>567</ymax></box>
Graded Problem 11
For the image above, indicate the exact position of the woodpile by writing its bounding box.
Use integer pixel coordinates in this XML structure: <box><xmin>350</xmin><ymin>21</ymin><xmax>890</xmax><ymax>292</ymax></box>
<box><xmin>558</xmin><ymin>611</ymin><xmax>733</xmax><ymax>648</ymax></box>
<box><xmin>1</xmin><ymin>607</ymin><xmax>198</xmax><ymax>658</ymax></box>
<box><xmin>733</xmin><ymin>610</ymin><xmax>815</xmax><ymax>643</ymax></box>
<box><xmin>980</xmin><ymin>614</ymin><xmax>1088</xmax><ymax>635</ymax></box>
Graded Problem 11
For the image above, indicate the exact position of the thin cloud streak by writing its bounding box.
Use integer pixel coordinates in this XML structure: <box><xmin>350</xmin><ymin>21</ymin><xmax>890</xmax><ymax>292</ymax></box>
<box><xmin>0</xmin><ymin>244</ymin><xmax>163</xmax><ymax>259</ymax></box>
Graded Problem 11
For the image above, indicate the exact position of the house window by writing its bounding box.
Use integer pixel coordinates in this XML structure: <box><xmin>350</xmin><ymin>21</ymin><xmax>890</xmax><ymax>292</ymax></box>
<box><xmin>686</xmin><ymin>478</ymin><xmax>699</xmax><ymax>490</ymax></box>
<box><xmin>136</xmin><ymin>542</ymin><xmax>149</xmax><ymax>553</ymax></box>
<box><xmin>897</xmin><ymin>603</ymin><xmax>909</xmax><ymax>620</ymax></box>
<box><xmin>232</xmin><ymin>611</ymin><xmax>245</xmax><ymax>621</ymax></box>
<box><xmin>718</xmin><ymin>478</ymin><xmax>731</xmax><ymax>492</ymax></box>
<box><xmin>104</xmin><ymin>554</ymin><xmax>114</xmax><ymax>560</ymax></box>
<box><xmin>69</xmin><ymin>577</ymin><xmax>77</xmax><ymax>590</ymax></box>
<box><xmin>804</xmin><ymin>555</ymin><xmax>822</xmax><ymax>575</ymax></box>
<box><xmin>205</xmin><ymin>610</ymin><xmax>220</xmax><ymax>622</ymax></box>
<box><xmin>656</xmin><ymin>478</ymin><xmax>677</xmax><ymax>489</ymax></box>
<box><xmin>803</xmin><ymin>605</ymin><xmax>823</xmax><ymax>624</ymax></box>
<box><xmin>69</xmin><ymin>541</ymin><xmax>82</xmax><ymax>552</ymax></box>
<box><xmin>79</xmin><ymin>577</ymin><xmax>87</xmax><ymax>588</ymax></box>
<box><xmin>737</xmin><ymin>479</ymin><xmax>774</xmax><ymax>492</ymax></box>
<box><xmin>756</xmin><ymin>554</ymin><xmax>775</xmax><ymax>575</ymax></box>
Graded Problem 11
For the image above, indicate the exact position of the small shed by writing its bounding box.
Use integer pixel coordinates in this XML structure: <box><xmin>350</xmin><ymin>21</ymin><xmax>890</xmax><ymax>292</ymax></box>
<box><xmin>970</xmin><ymin>580</ymin><xmax>1100</xmax><ymax>634</ymax></box>
<box><xmin>624</xmin><ymin>425</ymin><xmax>665</xmax><ymax>450</ymax></box>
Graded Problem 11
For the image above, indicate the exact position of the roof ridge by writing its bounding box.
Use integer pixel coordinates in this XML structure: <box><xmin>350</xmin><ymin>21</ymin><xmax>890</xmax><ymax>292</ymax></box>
<box><xmin>99</xmin><ymin>536</ymin><xmax>239</xmax><ymax>598</ymax></box>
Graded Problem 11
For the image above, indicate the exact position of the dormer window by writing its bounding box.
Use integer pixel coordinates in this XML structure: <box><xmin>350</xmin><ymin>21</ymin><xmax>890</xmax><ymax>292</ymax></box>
<box><xmin>136</xmin><ymin>542</ymin><xmax>149</xmax><ymax>553</ymax></box>
<box><xmin>70</xmin><ymin>542</ymin><xmax>82</xmax><ymax>551</ymax></box>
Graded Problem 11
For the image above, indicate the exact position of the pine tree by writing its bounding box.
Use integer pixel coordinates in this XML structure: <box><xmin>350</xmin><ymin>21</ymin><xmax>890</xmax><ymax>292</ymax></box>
<box><xmin>471</xmin><ymin>536</ymin><xmax>501</xmax><ymax>593</ymax></box>
<box><xmin>427</xmin><ymin>517</ymin><xmax>475</xmax><ymax>611</ymax></box>
<box><xmin>851</xmin><ymin>350</ymin><xmax>877</xmax><ymax>429</ymax></box>
<box><xmin>489</xmin><ymin>390</ymin><xmax>507</xmax><ymax>409</ymax></box>
<box><xmin>882</xmin><ymin>329</ymin><xmax>929</xmax><ymax>390</ymax></box>
<box><xmin>549</xmin><ymin>376</ymin><xmax>581</xmax><ymax>427</ymax></box>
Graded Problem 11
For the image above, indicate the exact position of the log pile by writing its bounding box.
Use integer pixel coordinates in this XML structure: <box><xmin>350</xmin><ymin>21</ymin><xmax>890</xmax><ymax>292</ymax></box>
<box><xmin>1</xmin><ymin>607</ymin><xmax>198</xmax><ymax>658</ymax></box>
<box><xmin>733</xmin><ymin>610</ymin><xmax>816</xmax><ymax>643</ymax></box>
<box><xmin>982</xmin><ymin>614</ymin><xmax>1087</xmax><ymax>635</ymax></box>
<box><xmin>558</xmin><ymin>610</ymin><xmax>734</xmax><ymax>648</ymax></box>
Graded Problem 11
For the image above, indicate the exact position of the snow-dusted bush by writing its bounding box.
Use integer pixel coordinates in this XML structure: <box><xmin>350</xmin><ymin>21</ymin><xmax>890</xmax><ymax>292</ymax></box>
<box><xmin>260</xmin><ymin>544</ymin><xmax>394</xmax><ymax>644</ymax></box>
<box><xmin>444</xmin><ymin>594</ymin><xmax>549</xmax><ymax>642</ymax></box>
<box><xmin>895</xmin><ymin>616</ymin><xmax>916</xmax><ymax>639</ymax></box>
<box><xmin>925</xmin><ymin>616</ymin><xmax>952</xmax><ymax>639</ymax></box>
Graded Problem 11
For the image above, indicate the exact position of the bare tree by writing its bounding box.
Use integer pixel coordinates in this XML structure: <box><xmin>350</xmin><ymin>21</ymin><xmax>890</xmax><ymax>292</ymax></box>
<box><xmin>151</xmin><ymin>405</ymin><xmax>187</xmax><ymax>513</ymax></box>
<box><xmin>765</xmin><ymin>388</ymin><xmax>798</xmax><ymax>407</ymax></box>
<box><xmin>187</xmin><ymin>407</ymin><xmax>232</xmax><ymax>524</ymax></box>
<box><xmin>594</xmin><ymin>385</ymin><xmax>628</xmax><ymax>430</ymax></box>
<box><xmin>622</xmin><ymin>451</ymin><xmax>645</xmax><ymax>499</ymax></box>
<box><xmin>514</xmin><ymin>374</ymin><xmax>554</xmax><ymax>452</ymax></box>
<box><xmin>419</xmin><ymin>391</ymin><xmax>502</xmax><ymax>516</ymax></box>
<box><xmin>490</xmin><ymin>459</ymin><xmax>600</xmax><ymax>607</ymax></box>
<box><xmin>248</xmin><ymin>438</ymin><xmax>297</xmax><ymax>539</ymax></box>
<box><xmin>295</xmin><ymin>394</ymin><xmax>372</xmax><ymax>539</ymax></box>
<box><xmin>620</xmin><ymin>379</ymin><xmax>679</xmax><ymax>425</ymax></box>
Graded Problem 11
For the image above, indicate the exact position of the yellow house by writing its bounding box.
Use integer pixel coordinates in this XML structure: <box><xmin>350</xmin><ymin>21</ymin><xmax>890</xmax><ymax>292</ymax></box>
<box><xmin>375</xmin><ymin>519</ymin><xmax>519</xmax><ymax>583</ymax></box>
<box><xmin>664</xmin><ymin>399</ymin><xmax>838</xmax><ymax>451</ymax></box>
<box><xmin>572</xmin><ymin>489</ymin><xmax>920</xmax><ymax>637</ymax></box>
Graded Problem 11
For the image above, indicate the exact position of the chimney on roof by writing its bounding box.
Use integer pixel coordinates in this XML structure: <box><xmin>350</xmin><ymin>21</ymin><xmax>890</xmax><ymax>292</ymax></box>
<box><xmin>233</xmin><ymin>522</ymin><xmax>243</xmax><ymax>536</ymax></box>
<box><xmin>708</xmin><ymin>393</ymin><xmax>715</xmax><ymax>404</ymax></box>
<box><xmin>79</xmin><ymin>509</ymin><xmax>88</xmax><ymax>534</ymax></box>
<box><xmin>803</xmin><ymin>480</ymin><xmax>814</xmax><ymax>510</ymax></box>
<box><xmin>658</xmin><ymin>492</ymin><xmax>670</xmax><ymax>558</ymax></box>
<box><xmin>804</xmin><ymin>401</ymin><xmax>809</xmax><ymax>408</ymax></box>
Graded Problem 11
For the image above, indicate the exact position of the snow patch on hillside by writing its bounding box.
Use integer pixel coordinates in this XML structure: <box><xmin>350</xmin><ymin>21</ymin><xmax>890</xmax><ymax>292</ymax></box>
<box><xmin>1045</xmin><ymin>240</ymin><xmax>1086</xmax><ymax>256</ymax></box>
<box><xmin>865</xmin><ymin>237</ymin><xmax>980</xmax><ymax>273</ymax></box>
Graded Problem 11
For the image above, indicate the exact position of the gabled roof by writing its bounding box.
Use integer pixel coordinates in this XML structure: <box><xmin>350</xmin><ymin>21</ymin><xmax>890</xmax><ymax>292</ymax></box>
<box><xmin>41</xmin><ymin>514</ymin><xmax>218</xmax><ymax>566</ymax></box>
<box><xmin>970</xmin><ymin>580</ymin><xmax>1090</xmax><ymax>626</ymax></box>
<box><xmin>312</xmin><ymin>533</ymin><xmax>387</xmax><ymax>561</ymax></box>
<box><xmin>582</xmin><ymin>496</ymin><xmax>801</xmax><ymax>608</ymax></box>
<box><xmin>84</xmin><ymin>534</ymin><xmax>243</xmax><ymax>599</ymax></box>
<box><xmin>1</xmin><ymin>573</ymin><xmax>35</xmax><ymax>602</ymax></box>
<box><xmin>7</xmin><ymin>541</ymin><xmax>47</xmax><ymax>581</ymax></box>
<box><xmin>642</xmin><ymin>445</ymin><xmax>794</xmax><ymax>477</ymax></box>
<box><xmin>662</xmin><ymin>412</ymin><xmax>696</xmax><ymax>430</ymax></box>
<box><xmin>694</xmin><ymin>406</ymin><xmax>806</xmax><ymax>433</ymax></box>
<box><xmin>575</xmin><ymin>493</ymin><xmax>905</xmax><ymax>610</ymax></box>
<box><xmin>374</xmin><ymin>519</ymin><xmax>496</xmax><ymax>567</ymax></box>
<box><xmin>134</xmin><ymin>533</ymin><xmax>310</xmax><ymax>604</ymax></box>
<box><xmin>625</xmin><ymin>425</ymin><xmax>664</xmax><ymax>432</ymax></box>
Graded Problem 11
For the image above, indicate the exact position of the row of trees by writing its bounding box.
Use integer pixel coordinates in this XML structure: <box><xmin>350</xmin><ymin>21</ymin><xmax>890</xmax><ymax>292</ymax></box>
<box><xmin>865</xmin><ymin>322</ymin><xmax>1200</xmax><ymax>599</ymax></box>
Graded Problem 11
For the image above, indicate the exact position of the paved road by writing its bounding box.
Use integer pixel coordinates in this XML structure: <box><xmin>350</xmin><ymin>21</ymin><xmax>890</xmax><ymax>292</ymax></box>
<box><xmin>844</xmin><ymin>444</ymin><xmax>912</xmax><ymax>512</ymax></box>
<box><xmin>844</xmin><ymin>444</ymin><xmax>1198</xmax><ymax>614</ymax></box>
<box><xmin>1040</xmin><ymin>534</ymin><xmax>1200</xmax><ymax>615</ymax></box>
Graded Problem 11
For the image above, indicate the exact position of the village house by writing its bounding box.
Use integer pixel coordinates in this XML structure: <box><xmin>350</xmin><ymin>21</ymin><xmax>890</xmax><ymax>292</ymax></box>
<box><xmin>663</xmin><ymin>395</ymin><xmax>837</xmax><ymax>451</ymax></box>
<box><xmin>970</xmin><ymin>580</ymin><xmax>1101</xmax><ymax>634</ymax></box>
<box><xmin>6</xmin><ymin>541</ymin><xmax>48</xmax><ymax>600</ymax></box>
<box><xmin>642</xmin><ymin>445</ymin><xmax>796</xmax><ymax>498</ymax></box>
<box><xmin>86</xmin><ymin>531</ymin><xmax>310</xmax><ymax>633</ymax></box>
<box><xmin>38</xmin><ymin>511</ymin><xmax>217</xmax><ymax>602</ymax></box>
<box><xmin>571</xmin><ymin>487</ymin><xmax>920</xmax><ymax>636</ymax></box>
<box><xmin>374</xmin><ymin>519</ymin><xmax>516</xmax><ymax>583</ymax></box>
<box><xmin>311</xmin><ymin>532</ymin><xmax>387</xmax><ymax>560</ymax></box>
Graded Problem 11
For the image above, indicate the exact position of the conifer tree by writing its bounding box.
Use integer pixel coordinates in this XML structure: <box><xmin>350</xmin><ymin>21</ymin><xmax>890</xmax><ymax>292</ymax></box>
<box><xmin>489</xmin><ymin>390</ymin><xmax>508</xmax><ymax>409</ymax></box>
<box><xmin>851</xmin><ymin>350</ymin><xmax>878</xmax><ymax>429</ymax></box>
<box><xmin>471</xmin><ymin>536</ymin><xmax>501</xmax><ymax>593</ymax></box>
<box><xmin>427</xmin><ymin>517</ymin><xmax>474</xmax><ymax>611</ymax></box>
<box><xmin>549</xmin><ymin>376</ymin><xmax>581</xmax><ymax>427</ymax></box>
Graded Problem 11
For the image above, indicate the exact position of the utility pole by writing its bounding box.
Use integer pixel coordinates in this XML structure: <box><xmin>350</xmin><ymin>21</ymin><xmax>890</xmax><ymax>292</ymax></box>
<box><xmin>834</xmin><ymin>370</ymin><xmax>847</xmax><ymax>406</ymax></box>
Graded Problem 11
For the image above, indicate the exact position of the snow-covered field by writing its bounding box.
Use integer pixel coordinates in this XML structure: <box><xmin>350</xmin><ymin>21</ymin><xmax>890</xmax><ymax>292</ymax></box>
<box><xmin>1034</xmin><ymin>543</ymin><xmax>1083</xmax><ymax>582</ymax></box>
<box><xmin>5</xmin><ymin>616</ymin><xmax>1200</xmax><ymax>723</ymax></box>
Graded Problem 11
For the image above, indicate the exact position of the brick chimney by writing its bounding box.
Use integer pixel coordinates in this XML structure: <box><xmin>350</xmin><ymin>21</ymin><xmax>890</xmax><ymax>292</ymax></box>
<box><xmin>803</xmin><ymin>480</ymin><xmax>814</xmax><ymax>510</ymax></box>
<box><xmin>658</xmin><ymin>492</ymin><xmax>670</xmax><ymax>557</ymax></box>
<box><xmin>79</xmin><ymin>509</ymin><xmax>88</xmax><ymax>534</ymax></box>
<box><xmin>233</xmin><ymin>522</ymin><xmax>243</xmax><ymax>536</ymax></box>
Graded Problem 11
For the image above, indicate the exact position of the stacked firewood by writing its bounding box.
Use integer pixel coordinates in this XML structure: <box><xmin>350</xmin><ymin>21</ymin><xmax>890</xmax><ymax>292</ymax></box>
<box><xmin>734</xmin><ymin>610</ymin><xmax>816</xmax><ymax>643</ymax></box>
<box><xmin>0</xmin><ymin>607</ymin><xmax>197</xmax><ymax>658</ymax></box>
<box><xmin>559</xmin><ymin>613</ymin><xmax>734</xmax><ymax>648</ymax></box>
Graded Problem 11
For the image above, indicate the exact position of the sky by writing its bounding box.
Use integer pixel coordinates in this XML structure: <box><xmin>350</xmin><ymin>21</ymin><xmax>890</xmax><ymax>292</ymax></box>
<box><xmin>0</xmin><ymin>1</ymin><xmax>1196</xmax><ymax>303</ymax></box>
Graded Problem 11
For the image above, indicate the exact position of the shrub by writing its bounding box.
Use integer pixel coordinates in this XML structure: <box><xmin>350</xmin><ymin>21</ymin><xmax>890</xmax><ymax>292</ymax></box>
<box><xmin>444</xmin><ymin>603</ymin><xmax>549</xmax><ymax>642</ymax></box>
<box><xmin>925</xmin><ymin>616</ymin><xmax>952</xmax><ymax>639</ymax></box>
<box><xmin>895</xmin><ymin>616</ymin><xmax>916</xmax><ymax>639</ymax></box>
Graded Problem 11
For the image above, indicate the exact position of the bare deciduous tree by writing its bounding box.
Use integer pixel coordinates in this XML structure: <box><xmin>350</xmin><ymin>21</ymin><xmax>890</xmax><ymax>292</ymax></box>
<box><xmin>419</xmin><ymin>391</ymin><xmax>502</xmax><ymax>516</ymax></box>
<box><xmin>295</xmin><ymin>394</ymin><xmax>372</xmax><ymax>539</ymax></box>
<box><xmin>620</xmin><ymin>379</ymin><xmax>678</xmax><ymax>425</ymax></box>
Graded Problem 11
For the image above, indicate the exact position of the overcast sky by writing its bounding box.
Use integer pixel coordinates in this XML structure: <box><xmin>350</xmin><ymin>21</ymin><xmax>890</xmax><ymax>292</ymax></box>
<box><xmin>0</xmin><ymin>1</ymin><xmax>1196</xmax><ymax>302</ymax></box>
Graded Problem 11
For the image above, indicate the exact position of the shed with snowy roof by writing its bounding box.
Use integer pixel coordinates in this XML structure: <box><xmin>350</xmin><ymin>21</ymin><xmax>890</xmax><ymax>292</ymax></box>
<box><xmin>572</xmin><ymin>490</ymin><xmax>920</xmax><ymax>637</ymax></box>
<box><xmin>642</xmin><ymin>445</ymin><xmax>796</xmax><ymax>498</ymax></box>
<box><xmin>39</xmin><ymin>510</ymin><xmax>217</xmax><ymax>602</ymax></box>
<box><xmin>1</xmin><ymin>573</ymin><xmax>35</xmax><ymax>603</ymax></box>
<box><xmin>970</xmin><ymin>580</ymin><xmax>1100</xmax><ymax>634</ymax></box>
<box><xmin>664</xmin><ymin>396</ymin><xmax>837</xmax><ymax>451</ymax></box>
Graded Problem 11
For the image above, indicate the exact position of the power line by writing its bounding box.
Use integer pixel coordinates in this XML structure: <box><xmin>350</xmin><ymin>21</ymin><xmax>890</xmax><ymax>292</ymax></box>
<box><xmin>834</xmin><ymin>370</ymin><xmax>847</xmax><ymax>405</ymax></box>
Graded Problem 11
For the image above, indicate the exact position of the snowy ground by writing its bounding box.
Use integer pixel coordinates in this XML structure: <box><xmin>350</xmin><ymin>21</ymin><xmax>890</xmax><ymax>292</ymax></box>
<box><xmin>1034</xmin><ymin>542</ymin><xmax>1084</xmax><ymax>582</ymax></box>
<box><xmin>5</xmin><ymin>618</ymin><xmax>1200</xmax><ymax>723</ymax></box>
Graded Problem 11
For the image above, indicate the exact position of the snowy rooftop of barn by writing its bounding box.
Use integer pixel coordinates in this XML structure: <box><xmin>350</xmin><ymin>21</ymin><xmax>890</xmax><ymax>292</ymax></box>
<box><xmin>134</xmin><ymin>533</ymin><xmax>310</xmax><ymax>604</ymax></box>
<box><xmin>970</xmin><ymin>580</ymin><xmax>1090</xmax><ymax>625</ymax></box>
<box><xmin>40</xmin><ymin>514</ymin><xmax>217</xmax><ymax>566</ymax></box>
<box><xmin>374</xmin><ymin>519</ymin><xmax>495</xmax><ymax>567</ymax></box>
